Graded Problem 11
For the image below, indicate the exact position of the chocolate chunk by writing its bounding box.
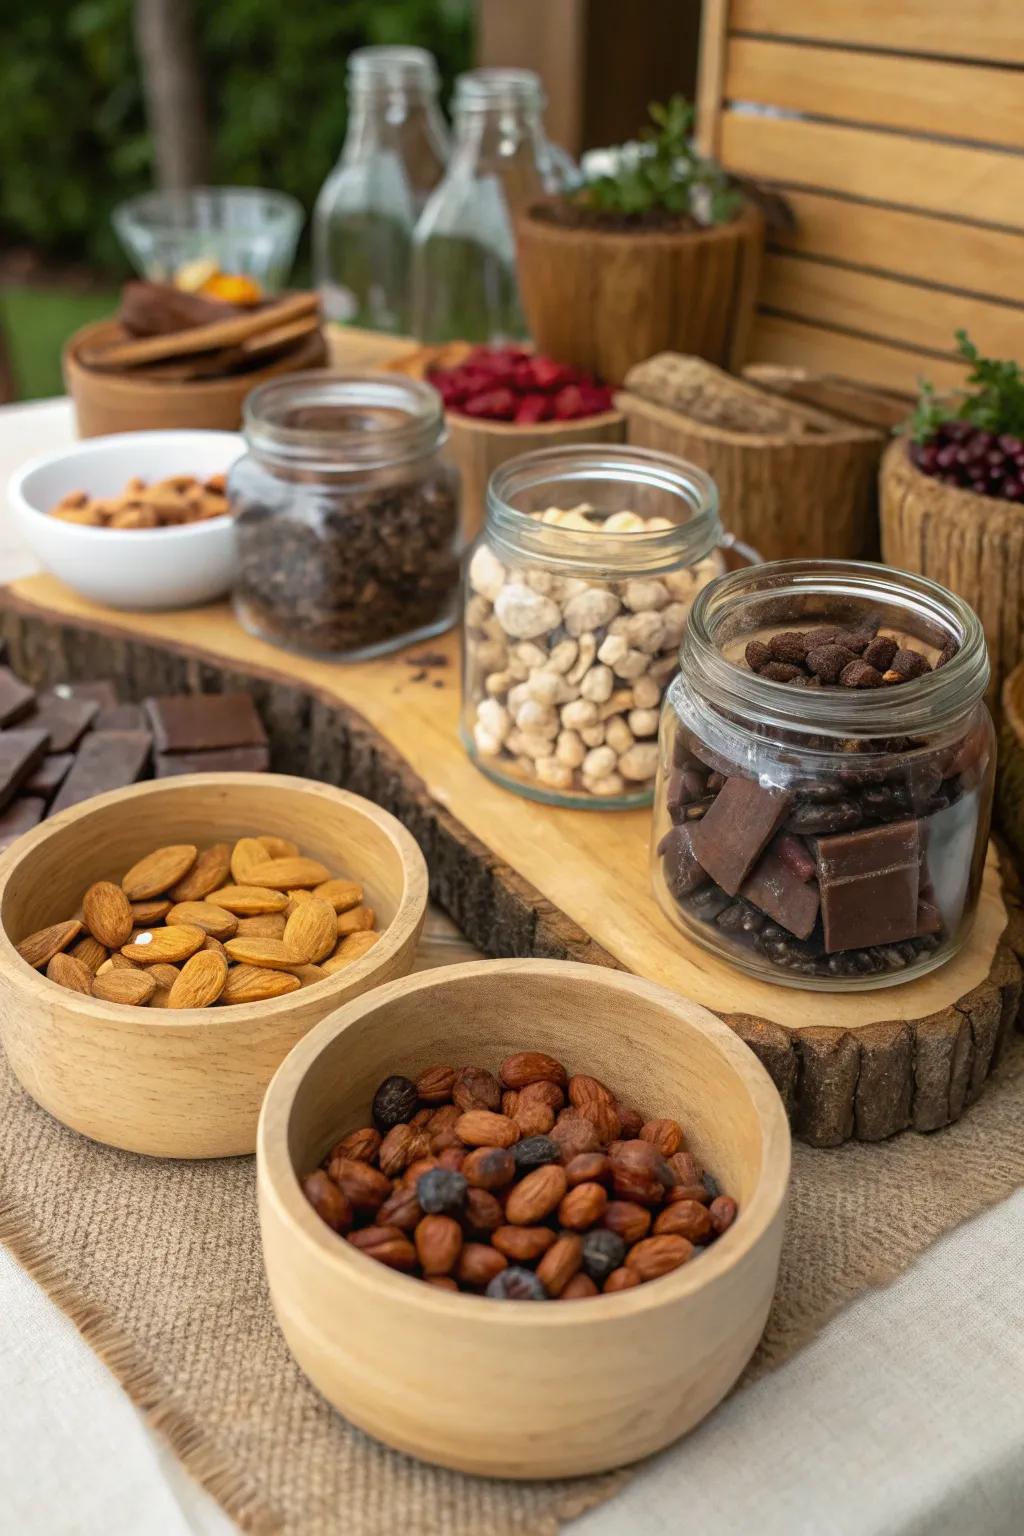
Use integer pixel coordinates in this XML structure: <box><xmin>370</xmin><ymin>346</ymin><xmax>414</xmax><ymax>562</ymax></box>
<box><xmin>29</xmin><ymin>695</ymin><xmax>99</xmax><ymax>752</ymax></box>
<box><xmin>0</xmin><ymin>729</ymin><xmax>50</xmax><ymax>811</ymax></box>
<box><xmin>155</xmin><ymin>745</ymin><xmax>271</xmax><ymax>776</ymax></box>
<box><xmin>25</xmin><ymin>752</ymin><xmax>75</xmax><ymax>800</ymax></box>
<box><xmin>774</xmin><ymin>833</ymin><xmax>816</xmax><ymax>882</ymax></box>
<box><xmin>768</xmin><ymin>632</ymin><xmax>809</xmax><ymax>665</ymax></box>
<box><xmin>49</xmin><ymin>680</ymin><xmax>119</xmax><ymax>710</ymax></box>
<box><xmin>744</xmin><ymin>640</ymin><xmax>772</xmax><ymax>672</ymax></box>
<box><xmin>816</xmin><ymin>819</ymin><xmax>920</xmax><ymax>953</ymax></box>
<box><xmin>690</xmin><ymin>776</ymin><xmax>792</xmax><ymax>896</ymax></box>
<box><xmin>0</xmin><ymin>668</ymin><xmax>36</xmax><ymax>727</ymax></box>
<box><xmin>144</xmin><ymin>693</ymin><xmax>267</xmax><ymax>752</ymax></box>
<box><xmin>806</xmin><ymin>644</ymin><xmax>856</xmax><ymax>684</ymax></box>
<box><xmin>0</xmin><ymin>796</ymin><xmax>46</xmax><ymax>850</ymax></box>
<box><xmin>95</xmin><ymin>703</ymin><xmax>149</xmax><ymax>731</ymax></box>
<box><xmin>883</xmin><ymin>648</ymin><xmax>930</xmax><ymax>683</ymax></box>
<box><xmin>836</xmin><ymin>627</ymin><xmax>875</xmax><ymax>655</ymax></box>
<box><xmin>761</xmin><ymin>661</ymin><xmax>804</xmax><ymax>683</ymax></box>
<box><xmin>803</xmin><ymin>626</ymin><xmax>840</xmax><ymax>649</ymax></box>
<box><xmin>666</xmin><ymin>766</ymin><xmax>707</xmax><ymax>818</ymax></box>
<box><xmin>916</xmin><ymin>899</ymin><xmax>943</xmax><ymax>936</ymax></box>
<box><xmin>839</xmin><ymin>660</ymin><xmax>883</xmax><ymax>688</ymax></box>
<box><xmin>50</xmin><ymin>731</ymin><xmax>152</xmax><ymax>814</ymax></box>
<box><xmin>786</xmin><ymin>799</ymin><xmax>863</xmax><ymax>836</ymax></box>
<box><xmin>689</xmin><ymin>884</ymin><xmax>732</xmax><ymax>923</ymax></box>
<box><xmin>862</xmin><ymin>636</ymin><xmax>898</xmax><ymax>673</ymax></box>
<box><xmin>740</xmin><ymin>845</ymin><xmax>821</xmax><ymax>940</ymax></box>
<box><xmin>658</xmin><ymin>823</ymin><xmax>709</xmax><ymax>898</ymax></box>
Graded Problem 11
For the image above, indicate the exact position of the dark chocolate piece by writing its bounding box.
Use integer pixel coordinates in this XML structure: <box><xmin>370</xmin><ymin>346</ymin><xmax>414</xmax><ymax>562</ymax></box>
<box><xmin>839</xmin><ymin>660</ymin><xmax>884</xmax><ymax>689</ymax></box>
<box><xmin>0</xmin><ymin>796</ymin><xmax>46</xmax><ymax>850</ymax></box>
<box><xmin>666</xmin><ymin>767</ymin><xmax>708</xmax><ymax>819</ymax></box>
<box><xmin>773</xmin><ymin>833</ymin><xmax>816</xmax><ymax>882</ymax></box>
<box><xmin>50</xmin><ymin>731</ymin><xmax>152</xmax><ymax>814</ymax></box>
<box><xmin>740</xmin><ymin>845</ymin><xmax>821</xmax><ymax>941</ymax></box>
<box><xmin>0</xmin><ymin>668</ymin><xmax>36</xmax><ymax>727</ymax></box>
<box><xmin>154</xmin><ymin>745</ymin><xmax>271</xmax><ymax>777</ymax></box>
<box><xmin>95</xmin><ymin>703</ymin><xmax>149</xmax><ymax>731</ymax></box>
<box><xmin>816</xmin><ymin>819</ymin><xmax>920</xmax><ymax>953</ymax></box>
<box><xmin>25</xmin><ymin>752</ymin><xmax>75</xmax><ymax>800</ymax></box>
<box><xmin>0</xmin><ymin>729</ymin><xmax>50</xmax><ymax>811</ymax></box>
<box><xmin>690</xmin><ymin>776</ymin><xmax>792</xmax><ymax>896</ymax></box>
<box><xmin>657</xmin><ymin>824</ymin><xmax>708</xmax><ymax>899</ymax></box>
<box><xmin>28</xmin><ymin>696</ymin><xmax>99</xmax><ymax>752</ymax></box>
<box><xmin>48</xmin><ymin>680</ymin><xmax>119</xmax><ymax>710</ymax></box>
<box><xmin>806</xmin><ymin>644</ymin><xmax>856</xmax><ymax>684</ymax></box>
<box><xmin>144</xmin><ymin>693</ymin><xmax>267</xmax><ymax>752</ymax></box>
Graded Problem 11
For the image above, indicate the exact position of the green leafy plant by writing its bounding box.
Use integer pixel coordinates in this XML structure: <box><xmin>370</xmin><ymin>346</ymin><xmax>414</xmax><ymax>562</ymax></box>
<box><xmin>570</xmin><ymin>95</ymin><xmax>741</xmax><ymax>225</ymax></box>
<box><xmin>909</xmin><ymin>330</ymin><xmax>1024</xmax><ymax>443</ymax></box>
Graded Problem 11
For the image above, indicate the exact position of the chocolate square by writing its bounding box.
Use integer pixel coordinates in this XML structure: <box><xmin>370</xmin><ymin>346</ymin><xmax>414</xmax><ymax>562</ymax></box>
<box><xmin>0</xmin><ymin>796</ymin><xmax>46</xmax><ymax>850</ymax></box>
<box><xmin>28</xmin><ymin>696</ymin><xmax>99</xmax><ymax>752</ymax></box>
<box><xmin>155</xmin><ymin>745</ymin><xmax>270</xmax><ymax>777</ymax></box>
<box><xmin>50</xmin><ymin>731</ymin><xmax>152</xmax><ymax>814</ymax></box>
<box><xmin>0</xmin><ymin>668</ymin><xmax>36</xmax><ymax>728</ymax></box>
<box><xmin>690</xmin><ymin>776</ymin><xmax>792</xmax><ymax>896</ymax></box>
<box><xmin>657</xmin><ymin>824</ymin><xmax>708</xmax><ymax>899</ymax></box>
<box><xmin>0</xmin><ymin>729</ymin><xmax>51</xmax><ymax>811</ymax></box>
<box><xmin>740</xmin><ymin>844</ymin><xmax>821</xmax><ymax>940</ymax></box>
<box><xmin>816</xmin><ymin>819</ymin><xmax>920</xmax><ymax>953</ymax></box>
<box><xmin>48</xmin><ymin>680</ymin><xmax>119</xmax><ymax>711</ymax></box>
<box><xmin>25</xmin><ymin>752</ymin><xmax>75</xmax><ymax>800</ymax></box>
<box><xmin>144</xmin><ymin>693</ymin><xmax>267</xmax><ymax>753</ymax></box>
<box><xmin>95</xmin><ymin>704</ymin><xmax>149</xmax><ymax>731</ymax></box>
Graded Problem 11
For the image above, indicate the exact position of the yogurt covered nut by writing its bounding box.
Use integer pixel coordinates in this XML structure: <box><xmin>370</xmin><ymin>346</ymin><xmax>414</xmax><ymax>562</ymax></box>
<box><xmin>465</xmin><ymin>505</ymin><xmax>722</xmax><ymax>800</ymax></box>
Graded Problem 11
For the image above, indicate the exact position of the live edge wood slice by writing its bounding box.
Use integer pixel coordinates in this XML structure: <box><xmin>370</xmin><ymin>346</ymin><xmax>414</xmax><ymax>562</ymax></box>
<box><xmin>1</xmin><ymin>574</ymin><xmax>1021</xmax><ymax>1148</ymax></box>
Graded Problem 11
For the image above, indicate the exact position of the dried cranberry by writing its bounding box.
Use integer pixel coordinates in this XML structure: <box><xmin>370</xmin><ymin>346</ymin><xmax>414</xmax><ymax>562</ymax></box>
<box><xmin>486</xmin><ymin>1266</ymin><xmax>548</xmax><ymax>1300</ymax></box>
<box><xmin>462</xmin><ymin>388</ymin><xmax>517</xmax><ymax>421</ymax></box>
<box><xmin>372</xmin><ymin>1075</ymin><xmax>418</xmax><ymax>1131</ymax></box>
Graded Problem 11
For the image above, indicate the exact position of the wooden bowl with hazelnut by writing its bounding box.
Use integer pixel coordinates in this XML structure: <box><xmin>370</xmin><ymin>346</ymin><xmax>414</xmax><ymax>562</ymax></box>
<box><xmin>0</xmin><ymin>773</ymin><xmax>427</xmax><ymax>1158</ymax></box>
<box><xmin>257</xmin><ymin>958</ymin><xmax>790</xmax><ymax>1478</ymax></box>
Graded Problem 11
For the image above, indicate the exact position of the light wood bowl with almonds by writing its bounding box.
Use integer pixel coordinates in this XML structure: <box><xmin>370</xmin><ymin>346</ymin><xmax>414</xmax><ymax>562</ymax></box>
<box><xmin>0</xmin><ymin>773</ymin><xmax>427</xmax><ymax>1159</ymax></box>
<box><xmin>257</xmin><ymin>959</ymin><xmax>790</xmax><ymax>1478</ymax></box>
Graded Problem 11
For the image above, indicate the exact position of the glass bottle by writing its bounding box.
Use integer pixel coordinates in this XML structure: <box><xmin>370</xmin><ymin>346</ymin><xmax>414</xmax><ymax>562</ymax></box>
<box><xmin>314</xmin><ymin>46</ymin><xmax>449</xmax><ymax>332</ymax></box>
<box><xmin>411</xmin><ymin>68</ymin><xmax>577</xmax><ymax>345</ymax></box>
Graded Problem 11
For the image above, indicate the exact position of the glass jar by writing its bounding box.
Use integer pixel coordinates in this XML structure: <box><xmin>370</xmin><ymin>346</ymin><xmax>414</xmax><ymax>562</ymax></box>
<box><xmin>462</xmin><ymin>446</ymin><xmax>724</xmax><ymax>807</ymax></box>
<box><xmin>229</xmin><ymin>371</ymin><xmax>462</xmax><ymax>661</ymax></box>
<box><xmin>652</xmin><ymin>560</ymin><xmax>994</xmax><ymax>990</ymax></box>
<box><xmin>313</xmin><ymin>46</ymin><xmax>450</xmax><ymax>332</ymax></box>
<box><xmin>411</xmin><ymin>68</ymin><xmax>577</xmax><ymax>345</ymax></box>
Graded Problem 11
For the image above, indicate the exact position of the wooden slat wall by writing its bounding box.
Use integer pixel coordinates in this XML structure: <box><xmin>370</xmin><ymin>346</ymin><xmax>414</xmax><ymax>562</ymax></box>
<box><xmin>698</xmin><ymin>1</ymin><xmax>1024</xmax><ymax>394</ymax></box>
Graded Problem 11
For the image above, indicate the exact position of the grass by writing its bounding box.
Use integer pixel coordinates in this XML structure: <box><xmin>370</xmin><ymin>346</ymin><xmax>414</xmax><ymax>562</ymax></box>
<box><xmin>0</xmin><ymin>284</ymin><xmax>118</xmax><ymax>401</ymax></box>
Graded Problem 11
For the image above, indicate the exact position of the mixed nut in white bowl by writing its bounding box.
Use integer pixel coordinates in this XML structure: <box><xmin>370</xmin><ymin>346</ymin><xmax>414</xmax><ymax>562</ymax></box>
<box><xmin>7</xmin><ymin>429</ymin><xmax>243</xmax><ymax>609</ymax></box>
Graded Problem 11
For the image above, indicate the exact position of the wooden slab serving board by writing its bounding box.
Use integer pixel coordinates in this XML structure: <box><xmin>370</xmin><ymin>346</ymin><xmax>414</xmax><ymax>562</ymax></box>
<box><xmin>2</xmin><ymin>573</ymin><xmax>1020</xmax><ymax>1146</ymax></box>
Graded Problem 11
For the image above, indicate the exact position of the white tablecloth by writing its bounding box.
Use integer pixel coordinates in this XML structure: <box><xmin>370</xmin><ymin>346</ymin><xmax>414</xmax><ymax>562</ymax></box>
<box><xmin>1</xmin><ymin>400</ymin><xmax>1022</xmax><ymax>1536</ymax></box>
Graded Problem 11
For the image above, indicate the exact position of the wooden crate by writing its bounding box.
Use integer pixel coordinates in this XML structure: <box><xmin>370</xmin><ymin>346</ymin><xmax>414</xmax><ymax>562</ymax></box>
<box><xmin>696</xmin><ymin>0</ymin><xmax>1024</xmax><ymax>393</ymax></box>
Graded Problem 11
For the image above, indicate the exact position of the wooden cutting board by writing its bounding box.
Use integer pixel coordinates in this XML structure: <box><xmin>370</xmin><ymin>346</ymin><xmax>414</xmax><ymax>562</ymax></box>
<box><xmin>1</xmin><ymin>572</ymin><xmax>1019</xmax><ymax>1147</ymax></box>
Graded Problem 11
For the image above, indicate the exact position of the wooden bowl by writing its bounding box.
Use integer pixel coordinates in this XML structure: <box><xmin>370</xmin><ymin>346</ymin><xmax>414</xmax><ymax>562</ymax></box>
<box><xmin>0</xmin><ymin>773</ymin><xmax>427</xmax><ymax>1158</ymax></box>
<box><xmin>446</xmin><ymin>408</ymin><xmax>626</xmax><ymax>541</ymax></box>
<box><xmin>257</xmin><ymin>958</ymin><xmax>790</xmax><ymax>1478</ymax></box>
<box><xmin>63</xmin><ymin>319</ymin><xmax>328</xmax><ymax>438</ymax></box>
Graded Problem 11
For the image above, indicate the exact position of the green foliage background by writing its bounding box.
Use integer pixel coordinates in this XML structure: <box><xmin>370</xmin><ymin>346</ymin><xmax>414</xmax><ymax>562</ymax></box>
<box><xmin>0</xmin><ymin>0</ymin><xmax>473</xmax><ymax>271</ymax></box>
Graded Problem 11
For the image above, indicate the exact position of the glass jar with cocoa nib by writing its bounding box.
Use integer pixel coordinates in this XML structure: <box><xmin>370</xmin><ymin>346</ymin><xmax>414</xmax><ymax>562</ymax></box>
<box><xmin>652</xmin><ymin>560</ymin><xmax>994</xmax><ymax>990</ymax></box>
<box><xmin>229</xmin><ymin>372</ymin><xmax>461</xmax><ymax>660</ymax></box>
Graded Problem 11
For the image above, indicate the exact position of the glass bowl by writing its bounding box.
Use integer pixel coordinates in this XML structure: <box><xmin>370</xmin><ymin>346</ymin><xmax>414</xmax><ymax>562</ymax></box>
<box><xmin>113</xmin><ymin>186</ymin><xmax>304</xmax><ymax>291</ymax></box>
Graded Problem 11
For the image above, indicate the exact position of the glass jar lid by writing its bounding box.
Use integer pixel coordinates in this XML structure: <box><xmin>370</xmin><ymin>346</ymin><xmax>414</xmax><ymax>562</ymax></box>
<box><xmin>485</xmin><ymin>444</ymin><xmax>722</xmax><ymax>578</ymax></box>
<box><xmin>679</xmin><ymin>558</ymin><xmax>989</xmax><ymax>743</ymax></box>
<box><xmin>243</xmin><ymin>370</ymin><xmax>445</xmax><ymax>477</ymax></box>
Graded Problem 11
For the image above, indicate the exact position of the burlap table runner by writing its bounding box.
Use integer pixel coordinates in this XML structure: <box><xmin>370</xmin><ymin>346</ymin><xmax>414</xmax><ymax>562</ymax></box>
<box><xmin>2</xmin><ymin>1030</ymin><xmax>1023</xmax><ymax>1536</ymax></box>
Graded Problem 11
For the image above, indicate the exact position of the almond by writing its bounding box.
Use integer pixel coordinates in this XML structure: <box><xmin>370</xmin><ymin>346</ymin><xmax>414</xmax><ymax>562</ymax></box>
<box><xmin>69</xmin><ymin>935</ymin><xmax>108</xmax><ymax>974</ymax></box>
<box><xmin>491</xmin><ymin>1225</ymin><xmax>557</xmax><ymax>1262</ymax></box>
<box><xmin>568</xmin><ymin>1073</ymin><xmax>615</xmax><ymax>1108</ymax></box>
<box><xmin>166</xmin><ymin>901</ymin><xmax>238</xmax><ymax>939</ymax></box>
<box><xmin>122</xmin><ymin>924</ymin><xmax>206</xmax><ymax>964</ymax></box>
<box><xmin>148</xmin><ymin>963</ymin><xmax>181</xmax><ymax>989</ymax></box>
<box><xmin>414</xmin><ymin>1214</ymin><xmax>463</xmax><ymax>1277</ymax></box>
<box><xmin>92</xmin><ymin>969</ymin><xmax>157</xmax><ymax>1006</ymax></box>
<box><xmin>461</xmin><ymin>1146</ymin><xmax>515</xmax><ymax>1190</ymax></box>
<box><xmin>206</xmin><ymin>884</ymin><xmax>289</xmax><ymax>915</ymax></box>
<box><xmin>330</xmin><ymin>1127</ymin><xmax>381</xmax><ymax>1163</ymax></box>
<box><xmin>336</xmin><ymin>904</ymin><xmax>375</xmax><ymax>936</ymax></box>
<box><xmin>129</xmin><ymin>899</ymin><xmax>172</xmax><ymax>925</ymax></box>
<box><xmin>16</xmin><ymin>919</ymin><xmax>82</xmax><ymax>970</ymax></box>
<box><xmin>463</xmin><ymin>1186</ymin><xmax>502</xmax><ymax>1234</ymax></box>
<box><xmin>46</xmin><ymin>951</ymin><xmax>95</xmax><ymax>994</ymax></box>
<box><xmin>639</xmin><ymin>1118</ymin><xmax>685</xmax><ymax>1157</ymax></box>
<box><xmin>513</xmin><ymin>1100</ymin><xmax>555</xmax><ymax>1138</ymax></box>
<box><xmin>624</xmin><ymin>1234</ymin><xmax>694</xmax><ymax>1281</ymax></box>
<box><xmin>519</xmin><ymin>1079</ymin><xmax>565</xmax><ymax>1112</ymax></box>
<box><xmin>603</xmin><ymin>1201</ymin><xmax>651</xmax><ymax>1244</ymax></box>
<box><xmin>121</xmin><ymin>844</ymin><xmax>198</xmax><ymax>901</ymax></box>
<box><xmin>82</xmin><ymin>881</ymin><xmax>134</xmax><ymax>948</ymax></box>
<box><xmin>499</xmin><ymin>1051</ymin><xmax>568</xmax><ymax>1089</ymax></box>
<box><xmin>454</xmin><ymin>1110</ymin><xmax>519</xmax><ymax>1148</ymax></box>
<box><xmin>653</xmin><ymin>1200</ymin><xmax>712</xmax><ymax>1242</ymax></box>
<box><xmin>536</xmin><ymin>1233</ymin><xmax>583</xmax><ymax>1296</ymax></box>
<box><xmin>560</xmin><ymin>1273</ymin><xmax>599</xmax><ymax>1300</ymax></box>
<box><xmin>292</xmin><ymin>963</ymin><xmax>328</xmax><ymax>987</ymax></box>
<box><xmin>322</xmin><ymin>931</ymin><xmax>380</xmax><ymax>971</ymax></box>
<box><xmin>96</xmin><ymin>952</ymin><xmax>140</xmax><ymax>975</ymax></box>
<box><xmin>505</xmin><ymin>1163</ymin><xmax>567</xmax><ymax>1224</ymax></box>
<box><xmin>327</xmin><ymin>1157</ymin><xmax>392</xmax><ymax>1212</ymax></box>
<box><xmin>220</xmin><ymin>964</ymin><xmax>301</xmax><ymax>1004</ymax></box>
<box><xmin>312</xmin><ymin>878</ymin><xmax>363</xmax><ymax>913</ymax></box>
<box><xmin>348</xmin><ymin>1228</ymin><xmax>417</xmax><ymax>1271</ymax></box>
<box><xmin>377</xmin><ymin>1184</ymin><xmax>422</xmax><ymax>1231</ymax></box>
<box><xmin>283</xmin><ymin>896</ymin><xmax>338</xmax><ymax>964</ymax></box>
<box><xmin>284</xmin><ymin>889</ymin><xmax>314</xmax><ymax>917</ymax></box>
<box><xmin>168</xmin><ymin>843</ymin><xmax>231</xmax><ymax>902</ymax></box>
<box><xmin>223</xmin><ymin>936</ymin><xmax>304</xmax><ymax>970</ymax></box>
<box><xmin>235</xmin><ymin>913</ymin><xmax>287</xmax><ymax>939</ymax></box>
<box><xmin>456</xmin><ymin>1243</ymin><xmax>506</xmax><ymax>1288</ymax></box>
<box><xmin>167</xmin><ymin>950</ymin><xmax>228</xmax><ymax>1008</ymax></box>
<box><xmin>257</xmin><ymin>835</ymin><xmax>299</xmax><ymax>859</ymax></box>
<box><xmin>378</xmin><ymin>1123</ymin><xmax>430</xmax><ymax>1178</ymax></box>
<box><xmin>604</xmin><ymin>1267</ymin><xmax>641</xmax><ymax>1293</ymax></box>
<box><xmin>230</xmin><ymin>837</ymin><xmax>270</xmax><ymax>884</ymax></box>
<box><xmin>573</xmin><ymin>1096</ymin><xmax>620</xmax><ymax>1144</ymax></box>
<box><xmin>416</xmin><ymin>1065</ymin><xmax>457</xmax><ymax>1104</ymax></box>
<box><xmin>558</xmin><ymin>1181</ymin><xmax>609</xmax><ymax>1230</ymax></box>
<box><xmin>242</xmin><ymin>856</ymin><xmax>330</xmax><ymax>889</ymax></box>
<box><xmin>452</xmin><ymin>1066</ymin><xmax>502</xmax><ymax>1113</ymax></box>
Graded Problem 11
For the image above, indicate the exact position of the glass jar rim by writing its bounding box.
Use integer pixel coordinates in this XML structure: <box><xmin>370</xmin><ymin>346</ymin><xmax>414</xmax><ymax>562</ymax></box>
<box><xmin>348</xmin><ymin>45</ymin><xmax>439</xmax><ymax>88</ymax></box>
<box><xmin>485</xmin><ymin>444</ymin><xmax>722</xmax><ymax>576</ymax></box>
<box><xmin>243</xmin><ymin>370</ymin><xmax>445</xmax><ymax>475</ymax></box>
<box><xmin>679</xmin><ymin>558</ymin><xmax>989</xmax><ymax>742</ymax></box>
<box><xmin>454</xmin><ymin>68</ymin><xmax>544</xmax><ymax>113</ymax></box>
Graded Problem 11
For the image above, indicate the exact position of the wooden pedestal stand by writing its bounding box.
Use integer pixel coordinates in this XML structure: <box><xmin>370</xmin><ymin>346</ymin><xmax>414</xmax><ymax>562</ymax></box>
<box><xmin>2</xmin><ymin>575</ymin><xmax>1020</xmax><ymax>1147</ymax></box>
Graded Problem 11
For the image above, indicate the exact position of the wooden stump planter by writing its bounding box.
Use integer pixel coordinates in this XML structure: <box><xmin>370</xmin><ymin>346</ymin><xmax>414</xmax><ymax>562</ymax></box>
<box><xmin>998</xmin><ymin>660</ymin><xmax>1024</xmax><ymax>867</ymax></box>
<box><xmin>881</xmin><ymin>438</ymin><xmax>1024</xmax><ymax>715</ymax></box>
<box><xmin>615</xmin><ymin>388</ymin><xmax>882</xmax><ymax>562</ymax></box>
<box><xmin>515</xmin><ymin>203</ymin><xmax>764</xmax><ymax>385</ymax></box>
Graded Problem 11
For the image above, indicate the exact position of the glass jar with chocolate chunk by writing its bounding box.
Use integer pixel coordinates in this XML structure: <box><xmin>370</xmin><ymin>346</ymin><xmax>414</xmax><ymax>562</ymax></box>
<box><xmin>229</xmin><ymin>371</ymin><xmax>461</xmax><ymax>659</ymax></box>
<box><xmin>462</xmin><ymin>446</ymin><xmax>724</xmax><ymax>807</ymax></box>
<box><xmin>651</xmin><ymin>559</ymin><xmax>994</xmax><ymax>989</ymax></box>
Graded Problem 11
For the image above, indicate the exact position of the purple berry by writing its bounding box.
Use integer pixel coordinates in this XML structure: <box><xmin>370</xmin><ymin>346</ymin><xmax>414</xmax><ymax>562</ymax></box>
<box><xmin>486</xmin><ymin>1266</ymin><xmax>548</xmax><ymax>1300</ymax></box>
<box><xmin>416</xmin><ymin>1168</ymin><xmax>468</xmax><ymax>1215</ymax></box>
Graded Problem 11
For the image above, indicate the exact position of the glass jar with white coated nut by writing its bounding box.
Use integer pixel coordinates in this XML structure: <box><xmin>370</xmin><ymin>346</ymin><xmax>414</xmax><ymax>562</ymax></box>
<box><xmin>461</xmin><ymin>445</ymin><xmax>723</xmax><ymax>807</ymax></box>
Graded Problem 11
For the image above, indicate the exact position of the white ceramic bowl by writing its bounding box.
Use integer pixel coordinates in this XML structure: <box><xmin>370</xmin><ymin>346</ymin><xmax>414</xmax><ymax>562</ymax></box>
<box><xmin>7</xmin><ymin>429</ymin><xmax>244</xmax><ymax>609</ymax></box>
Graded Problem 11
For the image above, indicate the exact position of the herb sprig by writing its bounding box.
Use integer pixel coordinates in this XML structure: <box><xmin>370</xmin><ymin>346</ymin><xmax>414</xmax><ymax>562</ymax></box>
<box><xmin>909</xmin><ymin>330</ymin><xmax>1024</xmax><ymax>443</ymax></box>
